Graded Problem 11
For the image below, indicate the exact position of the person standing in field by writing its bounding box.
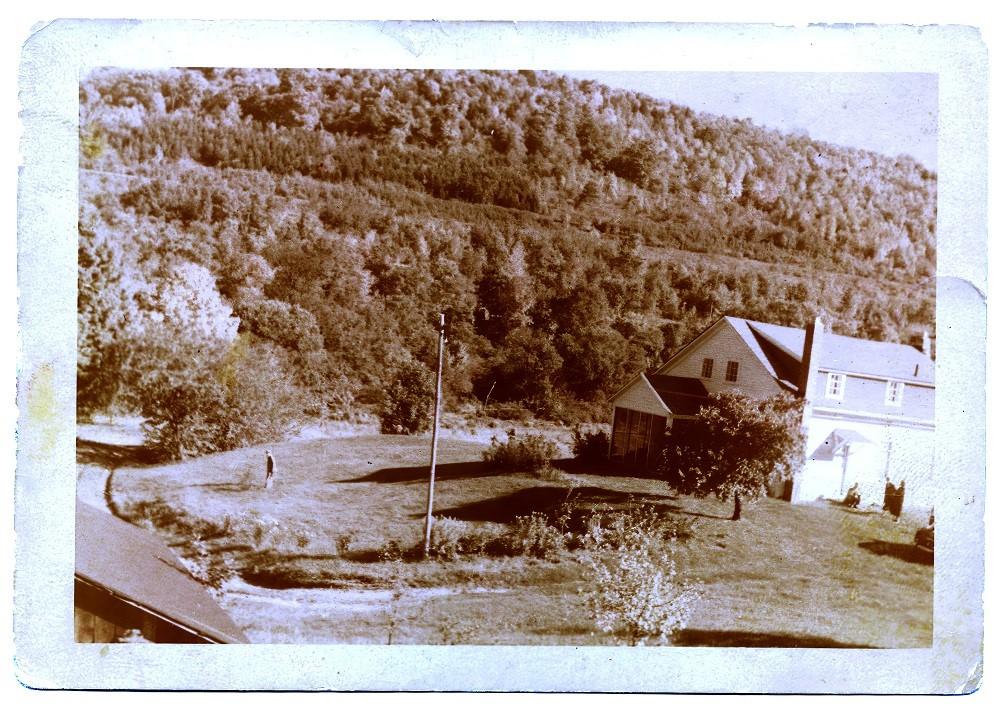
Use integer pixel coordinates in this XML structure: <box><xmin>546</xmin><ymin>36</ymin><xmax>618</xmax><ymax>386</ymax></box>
<box><xmin>883</xmin><ymin>478</ymin><xmax>904</xmax><ymax>521</ymax></box>
<box><xmin>265</xmin><ymin>449</ymin><xmax>276</xmax><ymax>490</ymax></box>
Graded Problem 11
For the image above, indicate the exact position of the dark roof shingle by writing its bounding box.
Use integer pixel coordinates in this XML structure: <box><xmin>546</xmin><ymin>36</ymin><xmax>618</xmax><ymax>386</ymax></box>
<box><xmin>647</xmin><ymin>374</ymin><xmax>709</xmax><ymax>415</ymax></box>
<box><xmin>75</xmin><ymin>501</ymin><xmax>248</xmax><ymax>644</ymax></box>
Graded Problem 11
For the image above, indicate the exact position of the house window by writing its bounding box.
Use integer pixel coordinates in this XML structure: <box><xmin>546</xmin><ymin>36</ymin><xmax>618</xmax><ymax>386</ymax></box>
<box><xmin>725</xmin><ymin>361</ymin><xmax>739</xmax><ymax>382</ymax></box>
<box><xmin>826</xmin><ymin>373</ymin><xmax>845</xmax><ymax>400</ymax></box>
<box><xmin>701</xmin><ymin>358</ymin><xmax>714</xmax><ymax>378</ymax></box>
<box><xmin>885</xmin><ymin>380</ymin><xmax>904</xmax><ymax>407</ymax></box>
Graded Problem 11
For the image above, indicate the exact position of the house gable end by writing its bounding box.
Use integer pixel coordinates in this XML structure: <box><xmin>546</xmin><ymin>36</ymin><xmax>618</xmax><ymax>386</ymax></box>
<box><xmin>655</xmin><ymin>318</ymin><xmax>785</xmax><ymax>399</ymax></box>
<box><xmin>611</xmin><ymin>372</ymin><xmax>671</xmax><ymax>416</ymax></box>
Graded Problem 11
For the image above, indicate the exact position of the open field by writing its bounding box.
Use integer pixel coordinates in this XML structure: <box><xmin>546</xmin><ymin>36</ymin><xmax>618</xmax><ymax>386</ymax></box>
<box><xmin>81</xmin><ymin>427</ymin><xmax>932</xmax><ymax>647</ymax></box>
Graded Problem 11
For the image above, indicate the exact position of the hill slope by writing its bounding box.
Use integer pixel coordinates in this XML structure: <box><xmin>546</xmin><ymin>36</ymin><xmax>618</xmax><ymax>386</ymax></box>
<box><xmin>78</xmin><ymin>68</ymin><xmax>936</xmax><ymax>434</ymax></box>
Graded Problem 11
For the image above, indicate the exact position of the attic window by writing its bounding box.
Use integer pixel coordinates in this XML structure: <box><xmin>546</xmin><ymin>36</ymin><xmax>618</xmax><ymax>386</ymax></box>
<box><xmin>701</xmin><ymin>358</ymin><xmax>714</xmax><ymax>378</ymax></box>
<box><xmin>826</xmin><ymin>373</ymin><xmax>845</xmax><ymax>400</ymax></box>
<box><xmin>885</xmin><ymin>381</ymin><xmax>904</xmax><ymax>407</ymax></box>
<box><xmin>725</xmin><ymin>361</ymin><xmax>739</xmax><ymax>382</ymax></box>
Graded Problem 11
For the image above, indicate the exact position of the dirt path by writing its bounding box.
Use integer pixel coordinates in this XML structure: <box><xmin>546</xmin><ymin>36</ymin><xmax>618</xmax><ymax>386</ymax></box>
<box><xmin>76</xmin><ymin>464</ymin><xmax>112</xmax><ymax>513</ymax></box>
<box><xmin>75</xmin><ymin>417</ymin><xmax>148</xmax><ymax>514</ymax></box>
<box><xmin>219</xmin><ymin>577</ymin><xmax>509</xmax><ymax>643</ymax></box>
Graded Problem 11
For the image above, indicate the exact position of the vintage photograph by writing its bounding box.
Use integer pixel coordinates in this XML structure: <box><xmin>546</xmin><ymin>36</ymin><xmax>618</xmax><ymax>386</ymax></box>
<box><xmin>75</xmin><ymin>66</ymin><xmax>938</xmax><ymax>647</ymax></box>
<box><xmin>13</xmin><ymin>18</ymin><xmax>986</xmax><ymax>693</ymax></box>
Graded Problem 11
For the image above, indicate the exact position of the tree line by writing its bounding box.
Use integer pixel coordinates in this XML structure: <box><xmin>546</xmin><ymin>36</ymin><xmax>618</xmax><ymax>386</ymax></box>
<box><xmin>78</xmin><ymin>68</ymin><xmax>936</xmax><ymax>457</ymax></box>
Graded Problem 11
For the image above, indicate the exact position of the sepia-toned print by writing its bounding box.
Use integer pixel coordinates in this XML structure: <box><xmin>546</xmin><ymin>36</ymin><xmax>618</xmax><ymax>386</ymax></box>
<box><xmin>75</xmin><ymin>66</ymin><xmax>938</xmax><ymax>648</ymax></box>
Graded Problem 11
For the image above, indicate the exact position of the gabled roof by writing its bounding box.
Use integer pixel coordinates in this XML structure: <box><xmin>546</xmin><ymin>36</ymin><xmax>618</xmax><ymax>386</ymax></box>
<box><xmin>75</xmin><ymin>501</ymin><xmax>249</xmax><ymax>644</ymax></box>
<box><xmin>733</xmin><ymin>317</ymin><xmax>935</xmax><ymax>386</ymax></box>
<box><xmin>726</xmin><ymin>318</ymin><xmax>803</xmax><ymax>392</ymax></box>
<box><xmin>742</xmin><ymin>319</ymin><xmax>805</xmax><ymax>358</ymax></box>
<box><xmin>816</xmin><ymin>330</ymin><xmax>935</xmax><ymax>384</ymax></box>
<box><xmin>617</xmin><ymin>316</ymin><xmax>934</xmax><ymax>418</ymax></box>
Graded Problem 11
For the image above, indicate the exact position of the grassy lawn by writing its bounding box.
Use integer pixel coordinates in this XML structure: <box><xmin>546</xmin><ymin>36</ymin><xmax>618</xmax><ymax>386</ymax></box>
<box><xmin>94</xmin><ymin>431</ymin><xmax>932</xmax><ymax>647</ymax></box>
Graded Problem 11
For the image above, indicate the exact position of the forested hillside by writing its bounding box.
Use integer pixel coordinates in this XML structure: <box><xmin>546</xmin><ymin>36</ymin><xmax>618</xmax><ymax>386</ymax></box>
<box><xmin>78</xmin><ymin>68</ymin><xmax>936</xmax><ymax>454</ymax></box>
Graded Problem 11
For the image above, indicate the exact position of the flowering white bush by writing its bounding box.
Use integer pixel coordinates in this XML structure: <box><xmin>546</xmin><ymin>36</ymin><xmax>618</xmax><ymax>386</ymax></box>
<box><xmin>585</xmin><ymin>547</ymin><xmax>700</xmax><ymax>645</ymax></box>
<box><xmin>582</xmin><ymin>514</ymin><xmax>701</xmax><ymax>645</ymax></box>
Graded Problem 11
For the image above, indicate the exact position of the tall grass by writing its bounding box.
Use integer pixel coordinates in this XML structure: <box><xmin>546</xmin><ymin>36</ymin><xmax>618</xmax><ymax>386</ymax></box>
<box><xmin>421</xmin><ymin>503</ymin><xmax>690</xmax><ymax>563</ymax></box>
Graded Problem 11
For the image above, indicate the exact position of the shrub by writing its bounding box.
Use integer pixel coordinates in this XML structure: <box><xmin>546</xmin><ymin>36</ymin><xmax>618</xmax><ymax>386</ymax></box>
<box><xmin>428</xmin><ymin>517</ymin><xmax>467</xmax><ymax>560</ymax></box>
<box><xmin>552</xmin><ymin>396</ymin><xmax>608</xmax><ymax>426</ymax></box>
<box><xmin>121</xmin><ymin>498</ymin><xmax>230</xmax><ymax>540</ymax></box>
<box><xmin>335</xmin><ymin>532</ymin><xmax>355</xmax><ymax>555</ymax></box>
<box><xmin>482</xmin><ymin>431</ymin><xmax>559</xmax><ymax>473</ymax></box>
<box><xmin>583</xmin><ymin>544</ymin><xmax>701</xmax><ymax>645</ymax></box>
<box><xmin>180</xmin><ymin>539</ymin><xmax>237</xmax><ymax>598</ymax></box>
<box><xmin>224</xmin><ymin>510</ymin><xmax>315</xmax><ymax>553</ymax></box>
<box><xmin>426</xmin><ymin>514</ymin><xmax>567</xmax><ymax>561</ymax></box>
<box><xmin>378</xmin><ymin>539</ymin><xmax>407</xmax><ymax>562</ymax></box>
<box><xmin>572</xmin><ymin>426</ymin><xmax>611</xmax><ymax>464</ymax></box>
<box><xmin>379</xmin><ymin>359</ymin><xmax>432</xmax><ymax>435</ymax></box>
<box><xmin>429</xmin><ymin>518</ymin><xmax>508</xmax><ymax>559</ymax></box>
<box><xmin>420</xmin><ymin>504</ymin><xmax>689</xmax><ymax>563</ymax></box>
<box><xmin>535</xmin><ymin>462</ymin><xmax>574</xmax><ymax>484</ymax></box>
<box><xmin>505</xmin><ymin>513</ymin><xmax>567</xmax><ymax>559</ymax></box>
<box><xmin>121</xmin><ymin>498</ymin><xmax>183</xmax><ymax>532</ymax></box>
<box><xmin>482</xmin><ymin>402</ymin><xmax>532</xmax><ymax>422</ymax></box>
<box><xmin>582</xmin><ymin>503</ymin><xmax>691</xmax><ymax>552</ymax></box>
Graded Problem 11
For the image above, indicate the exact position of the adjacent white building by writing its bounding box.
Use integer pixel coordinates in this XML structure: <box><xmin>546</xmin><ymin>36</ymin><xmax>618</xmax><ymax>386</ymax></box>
<box><xmin>609</xmin><ymin>316</ymin><xmax>935</xmax><ymax>513</ymax></box>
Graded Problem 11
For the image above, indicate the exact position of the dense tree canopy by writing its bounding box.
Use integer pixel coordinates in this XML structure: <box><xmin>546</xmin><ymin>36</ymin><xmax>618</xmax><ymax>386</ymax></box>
<box><xmin>78</xmin><ymin>68</ymin><xmax>936</xmax><ymax>446</ymax></box>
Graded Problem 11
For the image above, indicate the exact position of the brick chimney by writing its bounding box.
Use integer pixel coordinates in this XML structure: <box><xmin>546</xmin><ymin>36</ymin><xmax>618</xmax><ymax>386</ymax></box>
<box><xmin>799</xmin><ymin>316</ymin><xmax>824</xmax><ymax>399</ymax></box>
<box><xmin>922</xmin><ymin>330</ymin><xmax>932</xmax><ymax>359</ymax></box>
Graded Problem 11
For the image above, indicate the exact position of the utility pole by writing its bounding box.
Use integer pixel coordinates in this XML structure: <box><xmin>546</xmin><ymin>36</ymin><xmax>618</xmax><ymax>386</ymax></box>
<box><xmin>423</xmin><ymin>313</ymin><xmax>445</xmax><ymax>556</ymax></box>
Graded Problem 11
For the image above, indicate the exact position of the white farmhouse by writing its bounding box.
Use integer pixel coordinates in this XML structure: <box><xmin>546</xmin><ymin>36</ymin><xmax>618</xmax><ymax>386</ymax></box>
<box><xmin>609</xmin><ymin>316</ymin><xmax>935</xmax><ymax>512</ymax></box>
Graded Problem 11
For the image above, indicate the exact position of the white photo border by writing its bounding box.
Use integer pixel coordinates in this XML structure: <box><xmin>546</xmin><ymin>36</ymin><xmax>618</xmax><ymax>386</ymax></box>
<box><xmin>15</xmin><ymin>19</ymin><xmax>986</xmax><ymax>692</ymax></box>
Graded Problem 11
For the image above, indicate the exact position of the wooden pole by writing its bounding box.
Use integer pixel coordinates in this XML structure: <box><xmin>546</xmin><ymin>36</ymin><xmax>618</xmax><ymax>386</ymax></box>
<box><xmin>423</xmin><ymin>313</ymin><xmax>445</xmax><ymax>556</ymax></box>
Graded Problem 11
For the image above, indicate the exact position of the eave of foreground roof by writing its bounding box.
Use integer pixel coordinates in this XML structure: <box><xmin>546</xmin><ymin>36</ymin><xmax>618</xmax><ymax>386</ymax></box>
<box><xmin>76</xmin><ymin>501</ymin><xmax>249</xmax><ymax>644</ymax></box>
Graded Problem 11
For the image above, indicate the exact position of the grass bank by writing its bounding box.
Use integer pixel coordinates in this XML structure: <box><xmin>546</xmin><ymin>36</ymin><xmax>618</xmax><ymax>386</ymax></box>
<box><xmin>95</xmin><ymin>431</ymin><xmax>932</xmax><ymax>646</ymax></box>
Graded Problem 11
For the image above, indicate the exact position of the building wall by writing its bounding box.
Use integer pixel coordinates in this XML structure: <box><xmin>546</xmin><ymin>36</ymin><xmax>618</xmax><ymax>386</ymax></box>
<box><xmin>74</xmin><ymin>605</ymin><xmax>124</xmax><ymax>643</ymax></box>
<box><xmin>74</xmin><ymin>579</ymin><xmax>209</xmax><ymax>644</ymax></box>
<box><xmin>612</xmin><ymin>375</ymin><xmax>668</xmax><ymax>417</ymax></box>
<box><xmin>660</xmin><ymin>321</ymin><xmax>784</xmax><ymax>399</ymax></box>
<box><xmin>794</xmin><ymin>412</ymin><xmax>934</xmax><ymax>514</ymax></box>
<box><xmin>610</xmin><ymin>406</ymin><xmax>668</xmax><ymax>469</ymax></box>
<box><xmin>815</xmin><ymin>370</ymin><xmax>934</xmax><ymax>420</ymax></box>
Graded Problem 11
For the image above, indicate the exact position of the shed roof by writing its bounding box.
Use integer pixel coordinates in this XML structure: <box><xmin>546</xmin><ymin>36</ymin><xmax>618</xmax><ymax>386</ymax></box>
<box><xmin>646</xmin><ymin>374</ymin><xmax>710</xmax><ymax>416</ymax></box>
<box><xmin>75</xmin><ymin>501</ymin><xmax>249</xmax><ymax>644</ymax></box>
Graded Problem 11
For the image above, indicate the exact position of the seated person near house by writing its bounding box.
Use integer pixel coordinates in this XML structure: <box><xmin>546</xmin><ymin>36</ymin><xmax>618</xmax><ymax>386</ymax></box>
<box><xmin>844</xmin><ymin>483</ymin><xmax>861</xmax><ymax>508</ymax></box>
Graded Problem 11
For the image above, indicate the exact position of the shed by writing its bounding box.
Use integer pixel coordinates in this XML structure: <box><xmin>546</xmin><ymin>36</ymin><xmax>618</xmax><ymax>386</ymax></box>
<box><xmin>75</xmin><ymin>501</ymin><xmax>249</xmax><ymax>644</ymax></box>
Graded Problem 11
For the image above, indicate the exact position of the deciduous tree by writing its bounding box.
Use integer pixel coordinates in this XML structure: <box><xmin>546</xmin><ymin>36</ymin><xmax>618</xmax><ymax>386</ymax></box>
<box><xmin>659</xmin><ymin>392</ymin><xmax>805</xmax><ymax>520</ymax></box>
<box><xmin>378</xmin><ymin>358</ymin><xmax>433</xmax><ymax>435</ymax></box>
